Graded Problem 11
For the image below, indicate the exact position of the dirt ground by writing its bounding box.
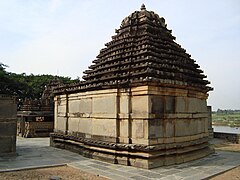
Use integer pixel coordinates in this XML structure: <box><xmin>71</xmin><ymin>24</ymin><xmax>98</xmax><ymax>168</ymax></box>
<box><xmin>1</xmin><ymin>165</ymin><xmax>240</xmax><ymax>180</ymax></box>
<box><xmin>1</xmin><ymin>163</ymin><xmax>240</xmax><ymax>180</ymax></box>
<box><xmin>0</xmin><ymin>165</ymin><xmax>108</xmax><ymax>180</ymax></box>
<box><xmin>211</xmin><ymin>166</ymin><xmax>240</xmax><ymax>180</ymax></box>
<box><xmin>213</xmin><ymin>142</ymin><xmax>240</xmax><ymax>152</ymax></box>
<box><xmin>209</xmin><ymin>140</ymin><xmax>240</xmax><ymax>180</ymax></box>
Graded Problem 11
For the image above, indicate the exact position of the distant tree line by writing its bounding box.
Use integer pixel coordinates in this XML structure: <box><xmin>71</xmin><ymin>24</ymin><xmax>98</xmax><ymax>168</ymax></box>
<box><xmin>213</xmin><ymin>109</ymin><xmax>240</xmax><ymax>114</ymax></box>
<box><xmin>0</xmin><ymin>63</ymin><xmax>79</xmax><ymax>100</ymax></box>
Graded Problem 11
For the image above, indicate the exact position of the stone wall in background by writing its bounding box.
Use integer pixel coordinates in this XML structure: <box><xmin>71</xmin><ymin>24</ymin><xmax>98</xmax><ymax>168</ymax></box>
<box><xmin>214</xmin><ymin>132</ymin><xmax>240</xmax><ymax>144</ymax></box>
<box><xmin>0</xmin><ymin>95</ymin><xmax>17</xmax><ymax>156</ymax></box>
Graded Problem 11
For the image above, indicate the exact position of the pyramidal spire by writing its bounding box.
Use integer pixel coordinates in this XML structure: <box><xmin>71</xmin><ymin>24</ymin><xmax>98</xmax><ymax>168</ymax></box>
<box><xmin>53</xmin><ymin>5</ymin><xmax>212</xmax><ymax>94</ymax></box>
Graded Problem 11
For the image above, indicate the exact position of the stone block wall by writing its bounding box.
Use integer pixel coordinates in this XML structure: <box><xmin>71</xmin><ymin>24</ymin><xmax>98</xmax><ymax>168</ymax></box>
<box><xmin>51</xmin><ymin>85</ymin><xmax>213</xmax><ymax>168</ymax></box>
<box><xmin>0</xmin><ymin>95</ymin><xmax>17</xmax><ymax>155</ymax></box>
<box><xmin>214</xmin><ymin>132</ymin><xmax>240</xmax><ymax>144</ymax></box>
<box><xmin>54</xmin><ymin>89</ymin><xmax>119</xmax><ymax>142</ymax></box>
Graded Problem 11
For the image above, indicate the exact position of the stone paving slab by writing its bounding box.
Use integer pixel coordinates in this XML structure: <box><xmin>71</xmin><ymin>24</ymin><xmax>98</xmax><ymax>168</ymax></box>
<box><xmin>0</xmin><ymin>137</ymin><xmax>240</xmax><ymax>180</ymax></box>
<box><xmin>0</xmin><ymin>137</ymin><xmax>87</xmax><ymax>172</ymax></box>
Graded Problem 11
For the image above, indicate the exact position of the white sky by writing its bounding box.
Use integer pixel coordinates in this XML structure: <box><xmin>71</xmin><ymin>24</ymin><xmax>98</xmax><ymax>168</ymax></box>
<box><xmin>0</xmin><ymin>0</ymin><xmax>240</xmax><ymax>110</ymax></box>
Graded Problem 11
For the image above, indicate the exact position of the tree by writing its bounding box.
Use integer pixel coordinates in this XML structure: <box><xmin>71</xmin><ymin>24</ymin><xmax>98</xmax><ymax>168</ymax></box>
<box><xmin>0</xmin><ymin>63</ymin><xmax>15</xmax><ymax>94</ymax></box>
<box><xmin>0</xmin><ymin>62</ymin><xmax>79</xmax><ymax>99</ymax></box>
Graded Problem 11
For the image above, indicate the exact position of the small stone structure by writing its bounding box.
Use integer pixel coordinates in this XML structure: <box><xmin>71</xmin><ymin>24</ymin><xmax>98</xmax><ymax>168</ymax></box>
<box><xmin>17</xmin><ymin>79</ymin><xmax>59</xmax><ymax>137</ymax></box>
<box><xmin>214</xmin><ymin>132</ymin><xmax>240</xmax><ymax>144</ymax></box>
<box><xmin>51</xmin><ymin>4</ymin><xmax>214</xmax><ymax>169</ymax></box>
<box><xmin>0</xmin><ymin>94</ymin><xmax>17</xmax><ymax>156</ymax></box>
<box><xmin>207</xmin><ymin>106</ymin><xmax>214</xmax><ymax>138</ymax></box>
<box><xmin>17</xmin><ymin>99</ymin><xmax>54</xmax><ymax>137</ymax></box>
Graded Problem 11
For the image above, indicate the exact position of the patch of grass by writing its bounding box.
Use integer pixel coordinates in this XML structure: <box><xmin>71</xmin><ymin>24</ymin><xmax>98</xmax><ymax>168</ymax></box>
<box><xmin>212</xmin><ymin>113</ymin><xmax>240</xmax><ymax>127</ymax></box>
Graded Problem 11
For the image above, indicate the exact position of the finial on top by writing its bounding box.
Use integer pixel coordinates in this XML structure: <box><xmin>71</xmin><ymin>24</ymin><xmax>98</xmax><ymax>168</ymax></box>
<box><xmin>141</xmin><ymin>4</ymin><xmax>146</xmax><ymax>11</ymax></box>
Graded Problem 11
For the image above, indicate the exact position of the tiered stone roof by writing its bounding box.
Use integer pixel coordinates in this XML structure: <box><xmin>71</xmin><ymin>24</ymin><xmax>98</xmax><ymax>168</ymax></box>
<box><xmin>18</xmin><ymin>79</ymin><xmax>61</xmax><ymax>112</ymax></box>
<box><xmin>54</xmin><ymin>4</ymin><xmax>212</xmax><ymax>94</ymax></box>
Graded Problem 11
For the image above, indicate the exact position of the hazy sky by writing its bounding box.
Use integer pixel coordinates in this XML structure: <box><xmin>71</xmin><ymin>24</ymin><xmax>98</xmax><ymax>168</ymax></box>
<box><xmin>0</xmin><ymin>0</ymin><xmax>239</xmax><ymax>110</ymax></box>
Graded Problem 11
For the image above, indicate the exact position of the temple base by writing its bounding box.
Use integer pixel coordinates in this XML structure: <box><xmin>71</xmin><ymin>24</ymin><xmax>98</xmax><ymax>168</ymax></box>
<box><xmin>50</xmin><ymin>133</ymin><xmax>214</xmax><ymax>169</ymax></box>
<box><xmin>52</xmin><ymin>86</ymin><xmax>214</xmax><ymax>169</ymax></box>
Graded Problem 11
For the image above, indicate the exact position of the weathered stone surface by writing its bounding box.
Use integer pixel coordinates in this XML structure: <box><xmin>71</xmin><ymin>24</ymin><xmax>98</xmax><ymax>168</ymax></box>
<box><xmin>208</xmin><ymin>106</ymin><xmax>214</xmax><ymax>138</ymax></box>
<box><xmin>0</xmin><ymin>120</ymin><xmax>17</xmax><ymax>136</ymax></box>
<box><xmin>92</xmin><ymin>95</ymin><xmax>117</xmax><ymax>115</ymax></box>
<box><xmin>92</xmin><ymin>118</ymin><xmax>117</xmax><ymax>138</ymax></box>
<box><xmin>54</xmin><ymin>117</ymin><xmax>67</xmax><ymax>132</ymax></box>
<box><xmin>0</xmin><ymin>136</ymin><xmax>16</xmax><ymax>153</ymax></box>
<box><xmin>0</xmin><ymin>95</ymin><xmax>17</xmax><ymax>155</ymax></box>
<box><xmin>132</xmin><ymin>95</ymin><xmax>149</xmax><ymax>118</ymax></box>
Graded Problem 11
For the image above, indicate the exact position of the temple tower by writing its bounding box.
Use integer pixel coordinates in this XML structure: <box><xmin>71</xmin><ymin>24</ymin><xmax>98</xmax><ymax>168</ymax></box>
<box><xmin>51</xmin><ymin>5</ymin><xmax>213</xmax><ymax>169</ymax></box>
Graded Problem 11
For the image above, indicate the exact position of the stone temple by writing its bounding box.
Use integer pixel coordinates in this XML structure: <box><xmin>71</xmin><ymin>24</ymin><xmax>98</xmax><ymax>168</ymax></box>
<box><xmin>17</xmin><ymin>79</ymin><xmax>60</xmax><ymax>138</ymax></box>
<box><xmin>50</xmin><ymin>4</ymin><xmax>214</xmax><ymax>169</ymax></box>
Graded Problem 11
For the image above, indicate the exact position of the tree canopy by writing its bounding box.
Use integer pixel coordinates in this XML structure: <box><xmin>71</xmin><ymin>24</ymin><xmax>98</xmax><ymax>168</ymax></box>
<box><xmin>0</xmin><ymin>63</ymin><xmax>78</xmax><ymax>100</ymax></box>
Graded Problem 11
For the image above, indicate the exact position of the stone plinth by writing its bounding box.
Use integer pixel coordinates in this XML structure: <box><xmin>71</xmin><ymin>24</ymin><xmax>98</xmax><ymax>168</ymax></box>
<box><xmin>0</xmin><ymin>95</ymin><xmax>17</xmax><ymax>156</ymax></box>
<box><xmin>51</xmin><ymin>85</ymin><xmax>213</xmax><ymax>169</ymax></box>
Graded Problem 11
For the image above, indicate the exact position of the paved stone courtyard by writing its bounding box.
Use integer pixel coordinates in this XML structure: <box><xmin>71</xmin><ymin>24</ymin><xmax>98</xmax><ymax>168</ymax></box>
<box><xmin>0</xmin><ymin>137</ymin><xmax>240</xmax><ymax>180</ymax></box>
